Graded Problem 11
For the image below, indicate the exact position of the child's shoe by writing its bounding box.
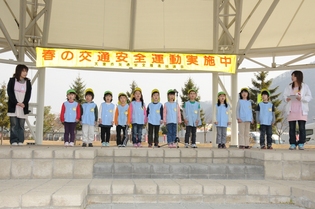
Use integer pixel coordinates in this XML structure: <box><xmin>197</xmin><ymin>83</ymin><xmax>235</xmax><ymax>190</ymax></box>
<box><xmin>121</xmin><ymin>144</ymin><xmax>126</xmax><ymax>147</ymax></box>
<box><xmin>64</xmin><ymin>142</ymin><xmax>69</xmax><ymax>147</ymax></box>
<box><xmin>239</xmin><ymin>145</ymin><xmax>244</xmax><ymax>149</ymax></box>
<box><xmin>298</xmin><ymin>144</ymin><xmax>304</xmax><ymax>150</ymax></box>
<box><xmin>218</xmin><ymin>144</ymin><xmax>222</xmax><ymax>148</ymax></box>
<box><xmin>82</xmin><ymin>143</ymin><xmax>87</xmax><ymax>147</ymax></box>
<box><xmin>88</xmin><ymin>143</ymin><xmax>93</xmax><ymax>147</ymax></box>
<box><xmin>154</xmin><ymin>144</ymin><xmax>160</xmax><ymax>148</ymax></box>
<box><xmin>105</xmin><ymin>142</ymin><xmax>110</xmax><ymax>147</ymax></box>
<box><xmin>221</xmin><ymin>144</ymin><xmax>226</xmax><ymax>149</ymax></box>
<box><xmin>133</xmin><ymin>143</ymin><xmax>138</xmax><ymax>147</ymax></box>
<box><xmin>260</xmin><ymin>145</ymin><xmax>266</xmax><ymax>149</ymax></box>
<box><xmin>172</xmin><ymin>143</ymin><xmax>177</xmax><ymax>148</ymax></box>
<box><xmin>168</xmin><ymin>143</ymin><xmax>172</xmax><ymax>148</ymax></box>
<box><xmin>267</xmin><ymin>145</ymin><xmax>273</xmax><ymax>149</ymax></box>
<box><xmin>191</xmin><ymin>144</ymin><xmax>197</xmax><ymax>148</ymax></box>
<box><xmin>148</xmin><ymin>144</ymin><xmax>152</xmax><ymax>148</ymax></box>
<box><xmin>11</xmin><ymin>142</ymin><xmax>18</xmax><ymax>146</ymax></box>
<box><xmin>289</xmin><ymin>144</ymin><xmax>296</xmax><ymax>150</ymax></box>
<box><xmin>18</xmin><ymin>142</ymin><xmax>24</xmax><ymax>146</ymax></box>
<box><xmin>69</xmin><ymin>142</ymin><xmax>74</xmax><ymax>147</ymax></box>
<box><xmin>244</xmin><ymin>146</ymin><xmax>251</xmax><ymax>149</ymax></box>
<box><xmin>102</xmin><ymin>142</ymin><xmax>106</xmax><ymax>147</ymax></box>
<box><xmin>137</xmin><ymin>142</ymin><xmax>142</xmax><ymax>147</ymax></box>
<box><xmin>185</xmin><ymin>143</ymin><xmax>189</xmax><ymax>148</ymax></box>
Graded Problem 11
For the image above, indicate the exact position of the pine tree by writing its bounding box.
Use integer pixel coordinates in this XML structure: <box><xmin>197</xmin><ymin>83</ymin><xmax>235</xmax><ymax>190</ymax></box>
<box><xmin>126</xmin><ymin>80</ymin><xmax>138</xmax><ymax>104</ymax></box>
<box><xmin>43</xmin><ymin>106</ymin><xmax>56</xmax><ymax>136</ymax></box>
<box><xmin>180</xmin><ymin>77</ymin><xmax>206</xmax><ymax>128</ymax></box>
<box><xmin>0</xmin><ymin>83</ymin><xmax>10</xmax><ymax>137</ymax></box>
<box><xmin>248</xmin><ymin>71</ymin><xmax>282</xmax><ymax>131</ymax></box>
<box><xmin>69</xmin><ymin>74</ymin><xmax>86</xmax><ymax>104</ymax></box>
<box><xmin>34</xmin><ymin>106</ymin><xmax>56</xmax><ymax>137</ymax></box>
<box><xmin>69</xmin><ymin>74</ymin><xmax>86</xmax><ymax>131</ymax></box>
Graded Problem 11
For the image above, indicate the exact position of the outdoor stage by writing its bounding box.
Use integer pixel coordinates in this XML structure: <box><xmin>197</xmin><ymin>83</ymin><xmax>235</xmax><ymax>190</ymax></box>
<box><xmin>0</xmin><ymin>143</ymin><xmax>314</xmax><ymax>208</ymax></box>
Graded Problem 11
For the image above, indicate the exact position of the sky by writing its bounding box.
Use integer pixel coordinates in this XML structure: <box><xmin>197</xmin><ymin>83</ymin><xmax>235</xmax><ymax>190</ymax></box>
<box><xmin>0</xmin><ymin>53</ymin><xmax>313</xmax><ymax>117</ymax></box>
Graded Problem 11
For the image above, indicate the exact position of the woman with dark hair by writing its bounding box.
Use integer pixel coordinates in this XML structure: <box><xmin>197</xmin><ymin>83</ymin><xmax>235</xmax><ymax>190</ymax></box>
<box><xmin>283</xmin><ymin>70</ymin><xmax>312</xmax><ymax>150</ymax></box>
<box><xmin>7</xmin><ymin>64</ymin><xmax>32</xmax><ymax>145</ymax></box>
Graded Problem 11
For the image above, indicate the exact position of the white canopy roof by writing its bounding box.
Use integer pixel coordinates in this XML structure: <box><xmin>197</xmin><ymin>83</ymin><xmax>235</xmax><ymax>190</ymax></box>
<box><xmin>1</xmin><ymin>0</ymin><xmax>315</xmax><ymax>71</ymax></box>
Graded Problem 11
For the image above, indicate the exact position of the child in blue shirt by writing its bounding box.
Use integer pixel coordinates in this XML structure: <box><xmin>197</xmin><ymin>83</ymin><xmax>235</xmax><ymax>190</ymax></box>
<box><xmin>236</xmin><ymin>87</ymin><xmax>253</xmax><ymax>149</ymax></box>
<box><xmin>99</xmin><ymin>91</ymin><xmax>115</xmax><ymax>147</ymax></box>
<box><xmin>163</xmin><ymin>89</ymin><xmax>182</xmax><ymax>148</ymax></box>
<box><xmin>114</xmin><ymin>93</ymin><xmax>129</xmax><ymax>147</ymax></box>
<box><xmin>60</xmin><ymin>89</ymin><xmax>81</xmax><ymax>147</ymax></box>
<box><xmin>256</xmin><ymin>89</ymin><xmax>275</xmax><ymax>149</ymax></box>
<box><xmin>128</xmin><ymin>87</ymin><xmax>147</xmax><ymax>147</ymax></box>
<box><xmin>81</xmin><ymin>88</ymin><xmax>98</xmax><ymax>147</ymax></box>
<box><xmin>214</xmin><ymin>92</ymin><xmax>231</xmax><ymax>148</ymax></box>
<box><xmin>147</xmin><ymin>89</ymin><xmax>163</xmax><ymax>148</ymax></box>
<box><xmin>183</xmin><ymin>89</ymin><xmax>201</xmax><ymax>148</ymax></box>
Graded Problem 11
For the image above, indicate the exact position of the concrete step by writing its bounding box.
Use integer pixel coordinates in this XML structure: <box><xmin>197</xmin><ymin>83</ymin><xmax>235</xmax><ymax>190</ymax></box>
<box><xmin>93</xmin><ymin>162</ymin><xmax>264</xmax><ymax>179</ymax></box>
<box><xmin>0</xmin><ymin>179</ymin><xmax>314</xmax><ymax>208</ymax></box>
<box><xmin>87</xmin><ymin>179</ymin><xmax>315</xmax><ymax>208</ymax></box>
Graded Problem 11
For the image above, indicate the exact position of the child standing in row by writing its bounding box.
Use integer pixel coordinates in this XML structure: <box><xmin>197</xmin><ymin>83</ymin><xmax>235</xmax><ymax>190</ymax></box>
<box><xmin>236</xmin><ymin>88</ymin><xmax>253</xmax><ymax>149</ymax></box>
<box><xmin>183</xmin><ymin>89</ymin><xmax>201</xmax><ymax>148</ymax></box>
<box><xmin>214</xmin><ymin>92</ymin><xmax>231</xmax><ymax>148</ymax></box>
<box><xmin>163</xmin><ymin>89</ymin><xmax>181</xmax><ymax>148</ymax></box>
<box><xmin>128</xmin><ymin>87</ymin><xmax>147</xmax><ymax>147</ymax></box>
<box><xmin>99</xmin><ymin>91</ymin><xmax>115</xmax><ymax>147</ymax></box>
<box><xmin>147</xmin><ymin>89</ymin><xmax>163</xmax><ymax>148</ymax></box>
<box><xmin>60</xmin><ymin>89</ymin><xmax>81</xmax><ymax>147</ymax></box>
<box><xmin>114</xmin><ymin>93</ymin><xmax>129</xmax><ymax>147</ymax></box>
<box><xmin>256</xmin><ymin>89</ymin><xmax>275</xmax><ymax>149</ymax></box>
<box><xmin>81</xmin><ymin>88</ymin><xmax>98</xmax><ymax>147</ymax></box>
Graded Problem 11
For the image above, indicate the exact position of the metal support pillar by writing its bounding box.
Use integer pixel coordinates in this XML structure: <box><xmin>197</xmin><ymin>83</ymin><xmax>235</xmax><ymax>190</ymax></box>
<box><xmin>211</xmin><ymin>73</ymin><xmax>218</xmax><ymax>147</ymax></box>
<box><xmin>230</xmin><ymin>73</ymin><xmax>238</xmax><ymax>147</ymax></box>
<box><xmin>35</xmin><ymin>68</ymin><xmax>45</xmax><ymax>145</ymax></box>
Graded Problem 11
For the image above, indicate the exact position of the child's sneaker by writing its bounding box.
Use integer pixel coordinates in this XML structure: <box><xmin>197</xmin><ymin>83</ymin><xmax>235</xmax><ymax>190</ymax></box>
<box><xmin>260</xmin><ymin>145</ymin><xmax>266</xmax><ymax>149</ymax></box>
<box><xmin>102</xmin><ymin>142</ymin><xmax>106</xmax><ymax>147</ymax></box>
<box><xmin>88</xmin><ymin>143</ymin><xmax>93</xmax><ymax>147</ymax></box>
<box><xmin>105</xmin><ymin>142</ymin><xmax>110</xmax><ymax>147</ymax></box>
<box><xmin>185</xmin><ymin>143</ymin><xmax>189</xmax><ymax>148</ymax></box>
<box><xmin>137</xmin><ymin>142</ymin><xmax>141</xmax><ymax>147</ymax></box>
<box><xmin>172</xmin><ymin>143</ymin><xmax>177</xmax><ymax>148</ymax></box>
<box><xmin>218</xmin><ymin>144</ymin><xmax>222</xmax><ymax>148</ymax></box>
<box><xmin>289</xmin><ymin>144</ymin><xmax>296</xmax><ymax>150</ymax></box>
<box><xmin>221</xmin><ymin>144</ymin><xmax>226</xmax><ymax>149</ymax></box>
<box><xmin>148</xmin><ymin>144</ymin><xmax>152</xmax><ymax>148</ymax></box>
<box><xmin>64</xmin><ymin>142</ymin><xmax>69</xmax><ymax>147</ymax></box>
<box><xmin>133</xmin><ymin>143</ymin><xmax>138</xmax><ymax>147</ymax></box>
<box><xmin>267</xmin><ymin>145</ymin><xmax>273</xmax><ymax>149</ymax></box>
<box><xmin>154</xmin><ymin>144</ymin><xmax>160</xmax><ymax>148</ymax></box>
<box><xmin>82</xmin><ymin>143</ymin><xmax>87</xmax><ymax>147</ymax></box>
<box><xmin>69</xmin><ymin>142</ymin><xmax>74</xmax><ymax>147</ymax></box>
<box><xmin>11</xmin><ymin>142</ymin><xmax>18</xmax><ymax>146</ymax></box>
<box><xmin>191</xmin><ymin>144</ymin><xmax>197</xmax><ymax>148</ymax></box>
<box><xmin>168</xmin><ymin>143</ymin><xmax>172</xmax><ymax>148</ymax></box>
<box><xmin>298</xmin><ymin>144</ymin><xmax>304</xmax><ymax>150</ymax></box>
<box><xmin>121</xmin><ymin>144</ymin><xmax>126</xmax><ymax>147</ymax></box>
<box><xmin>18</xmin><ymin>142</ymin><xmax>24</xmax><ymax>146</ymax></box>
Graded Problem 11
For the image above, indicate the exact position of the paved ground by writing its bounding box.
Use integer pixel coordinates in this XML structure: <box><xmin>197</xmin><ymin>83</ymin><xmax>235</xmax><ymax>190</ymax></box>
<box><xmin>86</xmin><ymin>203</ymin><xmax>305</xmax><ymax>209</ymax></box>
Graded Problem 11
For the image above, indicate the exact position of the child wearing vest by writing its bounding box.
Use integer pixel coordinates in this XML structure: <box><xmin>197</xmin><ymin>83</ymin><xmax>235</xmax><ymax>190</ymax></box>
<box><xmin>147</xmin><ymin>89</ymin><xmax>163</xmax><ymax>148</ymax></box>
<box><xmin>163</xmin><ymin>89</ymin><xmax>182</xmax><ymax>148</ymax></box>
<box><xmin>236</xmin><ymin>87</ymin><xmax>253</xmax><ymax>149</ymax></box>
<box><xmin>114</xmin><ymin>93</ymin><xmax>129</xmax><ymax>147</ymax></box>
<box><xmin>128</xmin><ymin>87</ymin><xmax>147</xmax><ymax>147</ymax></box>
<box><xmin>99</xmin><ymin>91</ymin><xmax>115</xmax><ymax>147</ymax></box>
<box><xmin>214</xmin><ymin>92</ymin><xmax>231</xmax><ymax>148</ymax></box>
<box><xmin>256</xmin><ymin>89</ymin><xmax>275</xmax><ymax>149</ymax></box>
<box><xmin>183</xmin><ymin>89</ymin><xmax>201</xmax><ymax>148</ymax></box>
<box><xmin>81</xmin><ymin>88</ymin><xmax>98</xmax><ymax>147</ymax></box>
<box><xmin>60</xmin><ymin>89</ymin><xmax>81</xmax><ymax>147</ymax></box>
